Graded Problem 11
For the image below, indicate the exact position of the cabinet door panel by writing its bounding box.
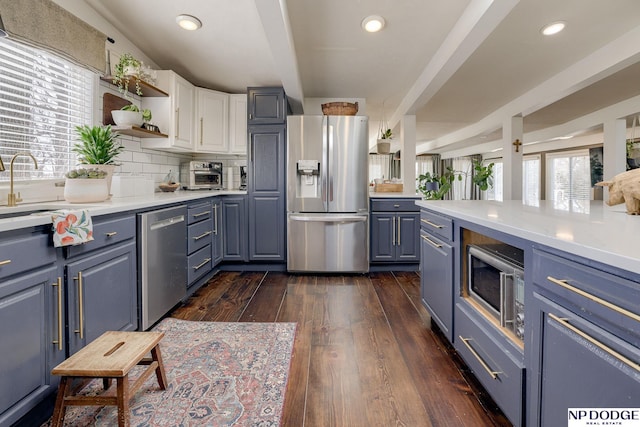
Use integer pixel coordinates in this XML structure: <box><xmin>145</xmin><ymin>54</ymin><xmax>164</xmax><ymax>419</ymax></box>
<box><xmin>249</xmin><ymin>196</ymin><xmax>285</xmax><ymax>260</ymax></box>
<box><xmin>212</xmin><ymin>198</ymin><xmax>223</xmax><ymax>265</ymax></box>
<box><xmin>222</xmin><ymin>197</ymin><xmax>247</xmax><ymax>261</ymax></box>
<box><xmin>249</xmin><ymin>126</ymin><xmax>285</xmax><ymax>193</ymax></box>
<box><xmin>248</xmin><ymin>87</ymin><xmax>286</xmax><ymax>124</ymax></box>
<box><xmin>397</xmin><ymin>214</ymin><xmax>420</xmax><ymax>261</ymax></box>
<box><xmin>370</xmin><ymin>214</ymin><xmax>395</xmax><ymax>261</ymax></box>
<box><xmin>0</xmin><ymin>266</ymin><xmax>61</xmax><ymax>426</ymax></box>
<box><xmin>533</xmin><ymin>295</ymin><xmax>640</xmax><ymax>426</ymax></box>
<box><xmin>420</xmin><ymin>230</ymin><xmax>453</xmax><ymax>339</ymax></box>
<box><xmin>66</xmin><ymin>242</ymin><xmax>137</xmax><ymax>354</ymax></box>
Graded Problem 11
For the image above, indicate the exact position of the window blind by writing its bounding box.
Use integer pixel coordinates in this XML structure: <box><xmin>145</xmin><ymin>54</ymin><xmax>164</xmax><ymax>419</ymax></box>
<box><xmin>0</xmin><ymin>37</ymin><xmax>93</xmax><ymax>181</ymax></box>
<box><xmin>545</xmin><ymin>149</ymin><xmax>591</xmax><ymax>210</ymax></box>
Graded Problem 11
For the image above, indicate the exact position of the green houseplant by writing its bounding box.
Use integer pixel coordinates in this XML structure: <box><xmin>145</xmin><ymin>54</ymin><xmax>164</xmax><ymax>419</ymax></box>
<box><xmin>72</xmin><ymin>125</ymin><xmax>123</xmax><ymax>198</ymax></box>
<box><xmin>112</xmin><ymin>53</ymin><xmax>143</xmax><ymax>97</ymax></box>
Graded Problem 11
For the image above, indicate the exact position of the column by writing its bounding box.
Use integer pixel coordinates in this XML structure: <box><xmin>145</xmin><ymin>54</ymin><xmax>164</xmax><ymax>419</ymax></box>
<box><xmin>602</xmin><ymin>119</ymin><xmax>627</xmax><ymax>201</ymax></box>
<box><xmin>400</xmin><ymin>115</ymin><xmax>416</xmax><ymax>194</ymax></box>
<box><xmin>503</xmin><ymin>115</ymin><xmax>523</xmax><ymax>200</ymax></box>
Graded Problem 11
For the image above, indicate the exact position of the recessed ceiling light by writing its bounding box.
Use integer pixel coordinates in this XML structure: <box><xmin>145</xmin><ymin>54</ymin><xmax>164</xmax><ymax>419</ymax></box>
<box><xmin>176</xmin><ymin>14</ymin><xmax>202</xmax><ymax>31</ymax></box>
<box><xmin>362</xmin><ymin>15</ymin><xmax>385</xmax><ymax>33</ymax></box>
<box><xmin>541</xmin><ymin>21</ymin><xmax>565</xmax><ymax>36</ymax></box>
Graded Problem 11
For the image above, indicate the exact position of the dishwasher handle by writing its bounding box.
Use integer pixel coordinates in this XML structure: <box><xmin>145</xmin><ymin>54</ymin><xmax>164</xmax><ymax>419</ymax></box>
<box><xmin>149</xmin><ymin>215</ymin><xmax>185</xmax><ymax>231</ymax></box>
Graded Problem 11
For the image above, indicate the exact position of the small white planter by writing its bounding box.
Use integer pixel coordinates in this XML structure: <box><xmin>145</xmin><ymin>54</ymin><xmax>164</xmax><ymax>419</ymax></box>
<box><xmin>64</xmin><ymin>179</ymin><xmax>109</xmax><ymax>203</ymax></box>
<box><xmin>111</xmin><ymin>110</ymin><xmax>143</xmax><ymax>127</ymax></box>
<box><xmin>376</xmin><ymin>139</ymin><xmax>391</xmax><ymax>154</ymax></box>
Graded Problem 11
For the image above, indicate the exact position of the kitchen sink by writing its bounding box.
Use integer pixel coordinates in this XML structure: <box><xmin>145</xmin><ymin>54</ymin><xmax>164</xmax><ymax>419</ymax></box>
<box><xmin>0</xmin><ymin>202</ymin><xmax>100</xmax><ymax>220</ymax></box>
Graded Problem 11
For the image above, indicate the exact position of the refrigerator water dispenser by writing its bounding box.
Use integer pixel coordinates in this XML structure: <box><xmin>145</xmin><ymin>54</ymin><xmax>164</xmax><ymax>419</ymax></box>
<box><xmin>296</xmin><ymin>160</ymin><xmax>320</xmax><ymax>198</ymax></box>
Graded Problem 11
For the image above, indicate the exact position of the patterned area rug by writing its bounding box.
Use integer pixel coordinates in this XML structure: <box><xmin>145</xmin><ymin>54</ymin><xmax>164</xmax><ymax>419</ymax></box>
<box><xmin>43</xmin><ymin>318</ymin><xmax>297</xmax><ymax>426</ymax></box>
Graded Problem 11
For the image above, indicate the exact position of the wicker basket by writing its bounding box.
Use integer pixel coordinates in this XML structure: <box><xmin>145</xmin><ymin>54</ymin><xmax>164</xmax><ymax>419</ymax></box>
<box><xmin>321</xmin><ymin>102</ymin><xmax>358</xmax><ymax>116</ymax></box>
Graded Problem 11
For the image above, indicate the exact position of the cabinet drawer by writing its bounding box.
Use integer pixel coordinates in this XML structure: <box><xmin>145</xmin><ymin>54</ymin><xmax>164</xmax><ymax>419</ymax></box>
<box><xmin>187</xmin><ymin>245</ymin><xmax>212</xmax><ymax>284</ymax></box>
<box><xmin>0</xmin><ymin>228</ymin><xmax>56</xmax><ymax>279</ymax></box>
<box><xmin>454</xmin><ymin>303</ymin><xmax>524</xmax><ymax>426</ymax></box>
<box><xmin>370</xmin><ymin>199</ymin><xmax>419</xmax><ymax>212</ymax></box>
<box><xmin>187</xmin><ymin>201</ymin><xmax>212</xmax><ymax>225</ymax></box>
<box><xmin>188</xmin><ymin>218</ymin><xmax>213</xmax><ymax>254</ymax></box>
<box><xmin>420</xmin><ymin>209</ymin><xmax>453</xmax><ymax>242</ymax></box>
<box><xmin>533</xmin><ymin>248</ymin><xmax>640</xmax><ymax>345</ymax></box>
<box><xmin>65</xmin><ymin>215</ymin><xmax>135</xmax><ymax>258</ymax></box>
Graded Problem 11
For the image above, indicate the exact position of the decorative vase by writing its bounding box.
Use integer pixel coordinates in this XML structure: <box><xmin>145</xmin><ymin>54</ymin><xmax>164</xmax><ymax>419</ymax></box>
<box><xmin>64</xmin><ymin>178</ymin><xmax>109</xmax><ymax>203</ymax></box>
<box><xmin>87</xmin><ymin>164</ymin><xmax>116</xmax><ymax>198</ymax></box>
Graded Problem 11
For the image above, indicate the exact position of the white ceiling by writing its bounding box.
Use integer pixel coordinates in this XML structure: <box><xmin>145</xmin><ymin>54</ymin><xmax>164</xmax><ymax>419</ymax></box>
<box><xmin>83</xmin><ymin>0</ymin><xmax>640</xmax><ymax>155</ymax></box>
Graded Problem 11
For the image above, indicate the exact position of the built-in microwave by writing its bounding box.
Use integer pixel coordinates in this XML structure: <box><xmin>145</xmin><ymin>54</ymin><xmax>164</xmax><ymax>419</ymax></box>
<box><xmin>467</xmin><ymin>244</ymin><xmax>525</xmax><ymax>342</ymax></box>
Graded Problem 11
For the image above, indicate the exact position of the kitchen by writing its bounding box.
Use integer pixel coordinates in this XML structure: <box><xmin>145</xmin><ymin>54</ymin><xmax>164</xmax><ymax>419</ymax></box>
<box><xmin>0</xmin><ymin>0</ymin><xmax>639</xmax><ymax>426</ymax></box>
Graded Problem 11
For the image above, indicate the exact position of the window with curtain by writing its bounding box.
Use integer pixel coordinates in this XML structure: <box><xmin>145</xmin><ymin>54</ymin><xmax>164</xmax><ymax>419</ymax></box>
<box><xmin>545</xmin><ymin>149</ymin><xmax>590</xmax><ymax>211</ymax></box>
<box><xmin>523</xmin><ymin>155</ymin><xmax>541</xmax><ymax>205</ymax></box>
<box><xmin>369</xmin><ymin>154</ymin><xmax>391</xmax><ymax>182</ymax></box>
<box><xmin>485</xmin><ymin>160</ymin><xmax>503</xmax><ymax>201</ymax></box>
<box><xmin>0</xmin><ymin>37</ymin><xmax>93</xmax><ymax>181</ymax></box>
<box><xmin>451</xmin><ymin>157</ymin><xmax>472</xmax><ymax>200</ymax></box>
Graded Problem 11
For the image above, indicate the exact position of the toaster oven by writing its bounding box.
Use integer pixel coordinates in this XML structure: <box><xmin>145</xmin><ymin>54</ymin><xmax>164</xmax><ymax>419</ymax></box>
<box><xmin>180</xmin><ymin>161</ymin><xmax>223</xmax><ymax>190</ymax></box>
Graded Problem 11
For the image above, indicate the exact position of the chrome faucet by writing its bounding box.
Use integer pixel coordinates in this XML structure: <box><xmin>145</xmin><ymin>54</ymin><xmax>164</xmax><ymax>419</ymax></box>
<box><xmin>8</xmin><ymin>152</ymin><xmax>38</xmax><ymax>207</ymax></box>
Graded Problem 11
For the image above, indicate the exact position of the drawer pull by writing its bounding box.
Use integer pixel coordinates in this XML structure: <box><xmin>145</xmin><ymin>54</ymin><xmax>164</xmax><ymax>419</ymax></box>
<box><xmin>193</xmin><ymin>230</ymin><xmax>213</xmax><ymax>240</ymax></box>
<box><xmin>0</xmin><ymin>259</ymin><xmax>11</xmax><ymax>266</ymax></box>
<box><xmin>193</xmin><ymin>258</ymin><xmax>211</xmax><ymax>271</ymax></box>
<box><xmin>105</xmin><ymin>231</ymin><xmax>118</xmax><ymax>237</ymax></box>
<box><xmin>547</xmin><ymin>276</ymin><xmax>640</xmax><ymax>323</ymax></box>
<box><xmin>52</xmin><ymin>277</ymin><xmax>63</xmax><ymax>351</ymax></box>
<box><xmin>421</xmin><ymin>234</ymin><xmax>442</xmax><ymax>248</ymax></box>
<box><xmin>548</xmin><ymin>313</ymin><xmax>640</xmax><ymax>373</ymax></box>
<box><xmin>459</xmin><ymin>336</ymin><xmax>502</xmax><ymax>379</ymax></box>
<box><xmin>192</xmin><ymin>212</ymin><xmax>209</xmax><ymax>218</ymax></box>
<box><xmin>421</xmin><ymin>219</ymin><xmax>443</xmax><ymax>229</ymax></box>
<box><xmin>393</xmin><ymin>204</ymin><xmax>400</xmax><ymax>208</ymax></box>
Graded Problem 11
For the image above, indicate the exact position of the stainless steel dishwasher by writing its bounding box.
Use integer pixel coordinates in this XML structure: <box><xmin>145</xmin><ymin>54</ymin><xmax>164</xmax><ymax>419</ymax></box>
<box><xmin>138</xmin><ymin>205</ymin><xmax>187</xmax><ymax>330</ymax></box>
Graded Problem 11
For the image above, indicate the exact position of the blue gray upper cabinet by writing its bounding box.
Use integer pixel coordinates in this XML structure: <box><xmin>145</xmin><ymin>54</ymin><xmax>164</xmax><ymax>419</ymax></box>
<box><xmin>247</xmin><ymin>87</ymin><xmax>287</xmax><ymax>125</ymax></box>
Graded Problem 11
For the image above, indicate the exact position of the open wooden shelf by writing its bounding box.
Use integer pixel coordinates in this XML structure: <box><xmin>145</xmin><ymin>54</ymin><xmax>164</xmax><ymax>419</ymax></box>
<box><xmin>112</xmin><ymin>125</ymin><xmax>168</xmax><ymax>138</ymax></box>
<box><xmin>100</xmin><ymin>75</ymin><xmax>169</xmax><ymax>97</ymax></box>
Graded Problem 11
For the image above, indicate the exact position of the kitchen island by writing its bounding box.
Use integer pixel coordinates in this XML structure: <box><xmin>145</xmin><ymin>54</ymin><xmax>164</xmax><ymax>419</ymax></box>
<box><xmin>416</xmin><ymin>199</ymin><xmax>640</xmax><ymax>427</ymax></box>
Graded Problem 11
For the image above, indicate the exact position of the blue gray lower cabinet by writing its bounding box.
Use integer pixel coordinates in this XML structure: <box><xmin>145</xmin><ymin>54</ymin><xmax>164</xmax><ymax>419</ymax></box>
<box><xmin>418</xmin><ymin>205</ymin><xmax>640</xmax><ymax>427</ymax></box>
<box><xmin>370</xmin><ymin>198</ymin><xmax>420</xmax><ymax>263</ymax></box>
<box><xmin>212</xmin><ymin>197</ymin><xmax>223</xmax><ymax>265</ymax></box>
<box><xmin>187</xmin><ymin>201</ymin><xmax>213</xmax><ymax>287</ymax></box>
<box><xmin>528</xmin><ymin>247</ymin><xmax>640</xmax><ymax>427</ymax></box>
<box><xmin>222</xmin><ymin>196</ymin><xmax>248</xmax><ymax>261</ymax></box>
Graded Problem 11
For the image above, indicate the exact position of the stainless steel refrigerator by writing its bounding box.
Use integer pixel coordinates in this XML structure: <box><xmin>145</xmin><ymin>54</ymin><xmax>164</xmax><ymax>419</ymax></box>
<box><xmin>286</xmin><ymin>115</ymin><xmax>369</xmax><ymax>272</ymax></box>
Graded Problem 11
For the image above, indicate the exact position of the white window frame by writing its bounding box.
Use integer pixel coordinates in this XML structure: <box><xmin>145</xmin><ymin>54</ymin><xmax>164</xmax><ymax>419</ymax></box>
<box><xmin>545</xmin><ymin>148</ymin><xmax>591</xmax><ymax>210</ymax></box>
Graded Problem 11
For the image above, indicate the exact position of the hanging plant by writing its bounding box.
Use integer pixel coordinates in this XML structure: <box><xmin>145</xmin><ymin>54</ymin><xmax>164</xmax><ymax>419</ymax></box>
<box><xmin>112</xmin><ymin>53</ymin><xmax>143</xmax><ymax>98</ymax></box>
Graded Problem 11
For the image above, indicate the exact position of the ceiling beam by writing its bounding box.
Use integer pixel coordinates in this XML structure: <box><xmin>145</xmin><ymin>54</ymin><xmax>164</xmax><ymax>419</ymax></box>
<box><xmin>254</xmin><ymin>0</ymin><xmax>304</xmax><ymax>113</ymax></box>
<box><xmin>389</xmin><ymin>0</ymin><xmax>520</xmax><ymax>129</ymax></box>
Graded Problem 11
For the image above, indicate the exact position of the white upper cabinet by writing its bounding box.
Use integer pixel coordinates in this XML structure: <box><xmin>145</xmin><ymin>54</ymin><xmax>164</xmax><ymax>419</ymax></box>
<box><xmin>228</xmin><ymin>94</ymin><xmax>247</xmax><ymax>155</ymax></box>
<box><xmin>141</xmin><ymin>70</ymin><xmax>195</xmax><ymax>152</ymax></box>
<box><xmin>194</xmin><ymin>88</ymin><xmax>229</xmax><ymax>153</ymax></box>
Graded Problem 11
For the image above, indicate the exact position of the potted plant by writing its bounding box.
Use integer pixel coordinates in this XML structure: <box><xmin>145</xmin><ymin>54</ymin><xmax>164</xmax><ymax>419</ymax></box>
<box><xmin>417</xmin><ymin>167</ymin><xmax>457</xmax><ymax>200</ymax></box>
<box><xmin>63</xmin><ymin>167</ymin><xmax>109</xmax><ymax>203</ymax></box>
<box><xmin>112</xmin><ymin>53</ymin><xmax>143</xmax><ymax>97</ymax></box>
<box><xmin>471</xmin><ymin>160</ymin><xmax>494</xmax><ymax>191</ymax></box>
<box><xmin>377</xmin><ymin>128</ymin><xmax>393</xmax><ymax>154</ymax></box>
<box><xmin>72</xmin><ymin>124</ymin><xmax>124</xmax><ymax>196</ymax></box>
<box><xmin>111</xmin><ymin>103</ymin><xmax>143</xmax><ymax>127</ymax></box>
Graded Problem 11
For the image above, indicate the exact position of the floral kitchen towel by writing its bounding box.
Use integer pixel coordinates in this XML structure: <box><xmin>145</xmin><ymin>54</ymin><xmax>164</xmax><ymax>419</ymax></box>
<box><xmin>51</xmin><ymin>210</ymin><xmax>94</xmax><ymax>247</ymax></box>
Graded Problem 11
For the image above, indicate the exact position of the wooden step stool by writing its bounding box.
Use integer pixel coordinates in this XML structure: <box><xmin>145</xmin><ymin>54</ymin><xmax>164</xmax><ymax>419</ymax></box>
<box><xmin>50</xmin><ymin>331</ymin><xmax>167</xmax><ymax>427</ymax></box>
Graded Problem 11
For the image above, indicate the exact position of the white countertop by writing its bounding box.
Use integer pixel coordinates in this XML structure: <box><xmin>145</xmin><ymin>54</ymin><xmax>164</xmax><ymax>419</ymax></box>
<box><xmin>0</xmin><ymin>190</ymin><xmax>247</xmax><ymax>233</ymax></box>
<box><xmin>415</xmin><ymin>199</ymin><xmax>640</xmax><ymax>276</ymax></box>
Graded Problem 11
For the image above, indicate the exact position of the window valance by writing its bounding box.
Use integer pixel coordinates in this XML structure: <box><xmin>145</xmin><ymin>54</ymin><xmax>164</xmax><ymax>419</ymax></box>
<box><xmin>0</xmin><ymin>0</ymin><xmax>106</xmax><ymax>73</ymax></box>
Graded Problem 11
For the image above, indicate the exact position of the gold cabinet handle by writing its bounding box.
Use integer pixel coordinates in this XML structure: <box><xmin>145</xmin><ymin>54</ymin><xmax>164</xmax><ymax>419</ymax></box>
<box><xmin>546</xmin><ymin>276</ymin><xmax>640</xmax><ymax>323</ymax></box>
<box><xmin>175</xmin><ymin>107</ymin><xmax>180</xmax><ymax>137</ymax></box>
<box><xmin>52</xmin><ymin>277</ymin><xmax>63</xmax><ymax>351</ymax></box>
<box><xmin>548</xmin><ymin>313</ymin><xmax>640</xmax><ymax>373</ymax></box>
<box><xmin>105</xmin><ymin>231</ymin><xmax>117</xmax><ymax>237</ymax></box>
<box><xmin>459</xmin><ymin>336</ymin><xmax>502</xmax><ymax>379</ymax></box>
<box><xmin>193</xmin><ymin>211</ymin><xmax>209</xmax><ymax>218</ymax></box>
<box><xmin>397</xmin><ymin>216</ymin><xmax>401</xmax><ymax>246</ymax></box>
<box><xmin>392</xmin><ymin>217</ymin><xmax>396</xmax><ymax>246</ymax></box>
<box><xmin>74</xmin><ymin>271</ymin><xmax>84</xmax><ymax>339</ymax></box>
<box><xmin>213</xmin><ymin>204</ymin><xmax>218</xmax><ymax>235</ymax></box>
<box><xmin>200</xmin><ymin>117</ymin><xmax>204</xmax><ymax>145</ymax></box>
<box><xmin>193</xmin><ymin>230</ymin><xmax>212</xmax><ymax>241</ymax></box>
<box><xmin>421</xmin><ymin>234</ymin><xmax>442</xmax><ymax>248</ymax></box>
<box><xmin>193</xmin><ymin>258</ymin><xmax>211</xmax><ymax>271</ymax></box>
<box><xmin>421</xmin><ymin>218</ymin><xmax>443</xmax><ymax>229</ymax></box>
<box><xmin>0</xmin><ymin>259</ymin><xmax>11</xmax><ymax>266</ymax></box>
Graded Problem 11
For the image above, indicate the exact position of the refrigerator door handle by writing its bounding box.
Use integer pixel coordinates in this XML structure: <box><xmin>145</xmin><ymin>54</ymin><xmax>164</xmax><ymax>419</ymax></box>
<box><xmin>289</xmin><ymin>214</ymin><xmax>367</xmax><ymax>223</ymax></box>
<box><xmin>322</xmin><ymin>118</ymin><xmax>328</xmax><ymax>211</ymax></box>
<box><xmin>328</xmin><ymin>122</ymin><xmax>334</xmax><ymax>202</ymax></box>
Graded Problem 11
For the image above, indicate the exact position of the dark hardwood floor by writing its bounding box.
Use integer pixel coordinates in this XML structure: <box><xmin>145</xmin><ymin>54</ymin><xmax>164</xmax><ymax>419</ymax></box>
<box><xmin>170</xmin><ymin>271</ymin><xmax>512</xmax><ymax>427</ymax></box>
